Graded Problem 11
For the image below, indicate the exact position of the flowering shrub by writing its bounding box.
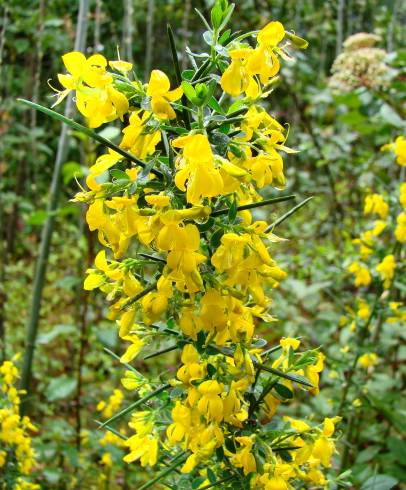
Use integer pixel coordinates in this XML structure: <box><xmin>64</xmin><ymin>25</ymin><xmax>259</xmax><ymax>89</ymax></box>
<box><xmin>26</xmin><ymin>1</ymin><xmax>341</xmax><ymax>488</ymax></box>
<box><xmin>0</xmin><ymin>358</ymin><xmax>39</xmax><ymax>490</ymax></box>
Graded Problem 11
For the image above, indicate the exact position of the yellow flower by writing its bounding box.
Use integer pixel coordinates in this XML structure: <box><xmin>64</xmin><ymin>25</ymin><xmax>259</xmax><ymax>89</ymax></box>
<box><xmin>158</xmin><ymin>221</ymin><xmax>206</xmax><ymax>294</ymax></box>
<box><xmin>197</xmin><ymin>380</ymin><xmax>224</xmax><ymax>422</ymax></box>
<box><xmin>280</xmin><ymin>337</ymin><xmax>300</xmax><ymax>351</ymax></box>
<box><xmin>353</xmin><ymin>398</ymin><xmax>362</xmax><ymax>407</ymax></box>
<box><xmin>358</xmin><ymin>352</ymin><xmax>378</xmax><ymax>368</ymax></box>
<box><xmin>357</xmin><ymin>299</ymin><xmax>370</xmax><ymax>320</ymax></box>
<box><xmin>120</xmin><ymin>334</ymin><xmax>144</xmax><ymax>363</ymax></box>
<box><xmin>228</xmin><ymin>436</ymin><xmax>257</xmax><ymax>475</ymax></box>
<box><xmin>400</xmin><ymin>182</ymin><xmax>406</xmax><ymax>209</ymax></box>
<box><xmin>166</xmin><ymin>402</ymin><xmax>192</xmax><ymax>444</ymax></box>
<box><xmin>220</xmin><ymin>21</ymin><xmax>285</xmax><ymax>97</ymax></box>
<box><xmin>172</xmin><ymin>134</ymin><xmax>223</xmax><ymax>205</ymax></box>
<box><xmin>220</xmin><ymin>48</ymin><xmax>258</xmax><ymax>97</ymax></box>
<box><xmin>364</xmin><ymin>193</ymin><xmax>389</xmax><ymax>219</ymax></box>
<box><xmin>56</xmin><ymin>52</ymin><xmax>112</xmax><ymax>101</ymax></box>
<box><xmin>382</xmin><ymin>135</ymin><xmax>406</xmax><ymax>166</ymax></box>
<box><xmin>176</xmin><ymin>344</ymin><xmax>206</xmax><ymax>385</ymax></box>
<box><xmin>146</xmin><ymin>70</ymin><xmax>183</xmax><ymax>119</ymax></box>
<box><xmin>395</xmin><ymin>212</ymin><xmax>406</xmax><ymax>243</ymax></box>
<box><xmin>306</xmin><ymin>352</ymin><xmax>324</xmax><ymax>395</ymax></box>
<box><xmin>376</xmin><ymin>254</ymin><xmax>396</xmax><ymax>289</ymax></box>
<box><xmin>109</xmin><ymin>60</ymin><xmax>133</xmax><ymax>73</ymax></box>
<box><xmin>88</xmin><ymin>149</ymin><xmax>122</xmax><ymax>179</ymax></box>
<box><xmin>246</xmin><ymin>21</ymin><xmax>285</xmax><ymax>83</ymax></box>
<box><xmin>100</xmin><ymin>452</ymin><xmax>113</xmax><ymax>467</ymax></box>
<box><xmin>55</xmin><ymin>52</ymin><xmax>129</xmax><ymax>127</ymax></box>
<box><xmin>347</xmin><ymin>262</ymin><xmax>371</xmax><ymax>287</ymax></box>
<box><xmin>121</xmin><ymin>110</ymin><xmax>161</xmax><ymax>159</ymax></box>
<box><xmin>312</xmin><ymin>435</ymin><xmax>335</xmax><ymax>467</ymax></box>
<box><xmin>124</xmin><ymin>434</ymin><xmax>158</xmax><ymax>466</ymax></box>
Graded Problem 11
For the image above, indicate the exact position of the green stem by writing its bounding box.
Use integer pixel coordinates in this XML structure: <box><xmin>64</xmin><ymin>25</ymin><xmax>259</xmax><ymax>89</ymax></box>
<box><xmin>167</xmin><ymin>24</ymin><xmax>191</xmax><ymax>130</ymax></box>
<box><xmin>19</xmin><ymin>0</ymin><xmax>90</xmax><ymax>414</ymax></box>
<box><xmin>121</xmin><ymin>281</ymin><xmax>158</xmax><ymax>310</ymax></box>
<box><xmin>265</xmin><ymin>197</ymin><xmax>313</xmax><ymax>232</ymax></box>
<box><xmin>138</xmin><ymin>452</ymin><xmax>188</xmax><ymax>490</ymax></box>
<box><xmin>98</xmin><ymin>383</ymin><xmax>171</xmax><ymax>428</ymax></box>
<box><xmin>211</xmin><ymin>194</ymin><xmax>295</xmax><ymax>217</ymax></box>
<box><xmin>143</xmin><ymin>344</ymin><xmax>179</xmax><ymax>360</ymax></box>
<box><xmin>18</xmin><ymin>99</ymin><xmax>163</xmax><ymax>180</ymax></box>
<box><xmin>199</xmin><ymin>475</ymin><xmax>236</xmax><ymax>489</ymax></box>
<box><xmin>94</xmin><ymin>420</ymin><xmax>128</xmax><ymax>440</ymax></box>
<box><xmin>197</xmin><ymin>106</ymin><xmax>204</xmax><ymax>129</ymax></box>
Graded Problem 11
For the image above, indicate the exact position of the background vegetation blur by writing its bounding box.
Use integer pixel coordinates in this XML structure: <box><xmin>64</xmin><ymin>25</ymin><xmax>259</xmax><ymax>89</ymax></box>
<box><xmin>0</xmin><ymin>0</ymin><xmax>405</xmax><ymax>488</ymax></box>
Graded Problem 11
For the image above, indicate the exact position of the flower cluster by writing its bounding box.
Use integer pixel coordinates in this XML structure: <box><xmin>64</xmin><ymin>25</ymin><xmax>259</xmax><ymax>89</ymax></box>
<box><xmin>341</xmin><ymin>138</ymin><xmax>405</xmax><ymax>395</ymax></box>
<box><xmin>0</xmin><ymin>357</ymin><xmax>39</xmax><ymax>490</ymax></box>
<box><xmin>329</xmin><ymin>33</ymin><xmax>391</xmax><ymax>93</ymax></box>
<box><xmin>49</xmin><ymin>2</ymin><xmax>339</xmax><ymax>487</ymax></box>
<box><xmin>347</xmin><ymin>146</ymin><xmax>406</xmax><ymax>290</ymax></box>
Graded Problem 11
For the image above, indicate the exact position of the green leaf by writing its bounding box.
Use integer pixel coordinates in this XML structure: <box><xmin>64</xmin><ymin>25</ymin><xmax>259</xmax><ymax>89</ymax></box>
<box><xmin>208</xmin><ymin>96</ymin><xmax>224</xmax><ymax>115</ymax></box>
<box><xmin>110</xmin><ymin>169</ymin><xmax>130</xmax><ymax>181</ymax></box>
<box><xmin>360</xmin><ymin>475</ymin><xmax>398</xmax><ymax>490</ymax></box>
<box><xmin>62</xmin><ymin>161</ymin><xmax>84</xmax><ymax>184</ymax></box>
<box><xmin>379</xmin><ymin>104</ymin><xmax>404</xmax><ymax>128</ymax></box>
<box><xmin>207</xmin><ymin>468</ymin><xmax>216</xmax><ymax>483</ymax></box>
<box><xmin>45</xmin><ymin>376</ymin><xmax>77</xmax><ymax>402</ymax></box>
<box><xmin>274</xmin><ymin>383</ymin><xmax>294</xmax><ymax>399</ymax></box>
<box><xmin>211</xmin><ymin>2</ymin><xmax>224</xmax><ymax>29</ymax></box>
<box><xmin>210</xmin><ymin>228</ymin><xmax>224</xmax><ymax>248</ymax></box>
<box><xmin>26</xmin><ymin>210</ymin><xmax>48</xmax><ymax>226</ymax></box>
<box><xmin>228</xmin><ymin>197</ymin><xmax>238</xmax><ymax>223</ymax></box>
<box><xmin>219</xmin><ymin>4</ymin><xmax>235</xmax><ymax>31</ymax></box>
<box><xmin>192</xmin><ymin>477</ymin><xmax>207</xmax><ymax>489</ymax></box>
<box><xmin>181</xmin><ymin>81</ymin><xmax>198</xmax><ymax>104</ymax></box>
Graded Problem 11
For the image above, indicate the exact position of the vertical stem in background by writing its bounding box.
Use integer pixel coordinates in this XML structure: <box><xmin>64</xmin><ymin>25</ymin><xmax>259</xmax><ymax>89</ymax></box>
<box><xmin>387</xmin><ymin>0</ymin><xmax>400</xmax><ymax>52</ymax></box>
<box><xmin>30</xmin><ymin>0</ymin><xmax>46</xmax><ymax>192</ymax></box>
<box><xmin>144</xmin><ymin>0</ymin><xmax>155</xmax><ymax>79</ymax></box>
<box><xmin>0</xmin><ymin>5</ymin><xmax>9</xmax><ymax>361</ymax></box>
<box><xmin>0</xmin><ymin>6</ymin><xmax>9</xmax><ymax>82</ymax></box>
<box><xmin>336</xmin><ymin>0</ymin><xmax>345</xmax><ymax>56</ymax></box>
<box><xmin>0</xmin><ymin>165</ymin><xmax>6</xmax><ymax>362</ymax></box>
<box><xmin>20</xmin><ymin>0</ymin><xmax>90</xmax><ymax>413</ymax></box>
<box><xmin>294</xmin><ymin>0</ymin><xmax>302</xmax><ymax>33</ymax></box>
<box><xmin>122</xmin><ymin>0</ymin><xmax>134</xmax><ymax>62</ymax></box>
<box><xmin>94</xmin><ymin>0</ymin><xmax>102</xmax><ymax>52</ymax></box>
<box><xmin>74</xmin><ymin>223</ymin><xmax>94</xmax><ymax>452</ymax></box>
<box><xmin>181</xmin><ymin>0</ymin><xmax>191</xmax><ymax>71</ymax></box>
<box><xmin>346</xmin><ymin>0</ymin><xmax>352</xmax><ymax>37</ymax></box>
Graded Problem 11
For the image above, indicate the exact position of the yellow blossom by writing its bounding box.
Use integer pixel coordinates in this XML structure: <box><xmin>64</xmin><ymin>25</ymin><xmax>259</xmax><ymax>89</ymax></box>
<box><xmin>146</xmin><ymin>69</ymin><xmax>183</xmax><ymax>119</ymax></box>
<box><xmin>347</xmin><ymin>262</ymin><xmax>371</xmax><ymax>287</ymax></box>
<box><xmin>358</xmin><ymin>352</ymin><xmax>378</xmax><ymax>368</ymax></box>
<box><xmin>376</xmin><ymin>254</ymin><xmax>396</xmax><ymax>289</ymax></box>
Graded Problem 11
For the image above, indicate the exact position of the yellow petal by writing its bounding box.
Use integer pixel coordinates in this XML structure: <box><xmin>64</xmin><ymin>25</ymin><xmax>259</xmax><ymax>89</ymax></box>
<box><xmin>166</xmin><ymin>86</ymin><xmax>183</xmax><ymax>102</ymax></box>
<box><xmin>109</xmin><ymin>60</ymin><xmax>133</xmax><ymax>73</ymax></box>
<box><xmin>257</xmin><ymin>21</ymin><xmax>285</xmax><ymax>46</ymax></box>
<box><xmin>84</xmin><ymin>272</ymin><xmax>105</xmax><ymax>290</ymax></box>
<box><xmin>57</xmin><ymin>73</ymin><xmax>75</xmax><ymax>90</ymax></box>
<box><xmin>147</xmin><ymin>69</ymin><xmax>170</xmax><ymax>97</ymax></box>
<box><xmin>87</xmin><ymin>53</ymin><xmax>108</xmax><ymax>68</ymax></box>
<box><xmin>95</xmin><ymin>250</ymin><xmax>109</xmax><ymax>271</ymax></box>
<box><xmin>62</xmin><ymin>51</ymin><xmax>87</xmax><ymax>77</ymax></box>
